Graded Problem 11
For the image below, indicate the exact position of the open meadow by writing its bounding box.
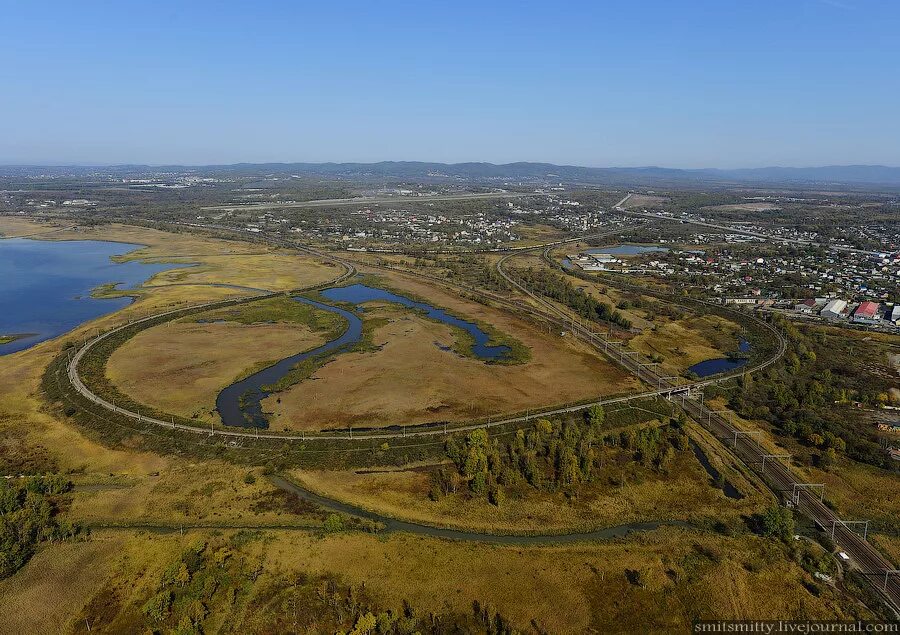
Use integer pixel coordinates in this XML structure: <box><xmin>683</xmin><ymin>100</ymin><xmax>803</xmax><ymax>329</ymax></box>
<box><xmin>265</xmin><ymin>270</ymin><xmax>639</xmax><ymax>430</ymax></box>
<box><xmin>0</xmin><ymin>524</ymin><xmax>874</xmax><ymax>635</ymax></box>
<box><xmin>105</xmin><ymin>297</ymin><xmax>344</xmax><ymax>423</ymax></box>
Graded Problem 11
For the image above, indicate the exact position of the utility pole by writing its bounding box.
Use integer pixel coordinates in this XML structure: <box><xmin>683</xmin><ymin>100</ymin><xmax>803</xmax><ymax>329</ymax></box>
<box><xmin>760</xmin><ymin>453</ymin><xmax>790</xmax><ymax>474</ymax></box>
<box><xmin>830</xmin><ymin>519</ymin><xmax>869</xmax><ymax>541</ymax></box>
<box><xmin>792</xmin><ymin>483</ymin><xmax>825</xmax><ymax>505</ymax></box>
<box><xmin>732</xmin><ymin>429</ymin><xmax>762</xmax><ymax>449</ymax></box>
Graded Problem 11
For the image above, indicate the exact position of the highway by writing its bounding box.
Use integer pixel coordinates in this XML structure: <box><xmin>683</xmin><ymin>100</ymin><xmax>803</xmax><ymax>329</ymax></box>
<box><xmin>201</xmin><ymin>190</ymin><xmax>535</xmax><ymax>212</ymax></box>
<box><xmin>617</xmin><ymin>207</ymin><xmax>886</xmax><ymax>257</ymax></box>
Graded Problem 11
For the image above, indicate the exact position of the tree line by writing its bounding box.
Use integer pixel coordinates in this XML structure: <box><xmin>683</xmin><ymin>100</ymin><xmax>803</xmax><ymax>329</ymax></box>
<box><xmin>709</xmin><ymin>317</ymin><xmax>897</xmax><ymax>471</ymax></box>
<box><xmin>0</xmin><ymin>474</ymin><xmax>80</xmax><ymax>579</ymax></box>
<box><xmin>431</xmin><ymin>406</ymin><xmax>691</xmax><ymax>505</ymax></box>
<box><xmin>512</xmin><ymin>267</ymin><xmax>632</xmax><ymax>330</ymax></box>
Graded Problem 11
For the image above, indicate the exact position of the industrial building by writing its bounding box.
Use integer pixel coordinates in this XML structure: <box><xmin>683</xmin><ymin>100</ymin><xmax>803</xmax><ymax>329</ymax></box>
<box><xmin>820</xmin><ymin>299</ymin><xmax>848</xmax><ymax>320</ymax></box>
<box><xmin>852</xmin><ymin>301</ymin><xmax>880</xmax><ymax>324</ymax></box>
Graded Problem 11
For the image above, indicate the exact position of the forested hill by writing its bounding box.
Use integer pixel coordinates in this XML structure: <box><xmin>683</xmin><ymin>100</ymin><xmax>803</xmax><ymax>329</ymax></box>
<box><xmin>3</xmin><ymin>162</ymin><xmax>900</xmax><ymax>187</ymax></box>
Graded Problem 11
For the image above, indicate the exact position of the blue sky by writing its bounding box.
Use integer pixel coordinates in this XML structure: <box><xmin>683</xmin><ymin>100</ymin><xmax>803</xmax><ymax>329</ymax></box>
<box><xmin>2</xmin><ymin>0</ymin><xmax>898</xmax><ymax>167</ymax></box>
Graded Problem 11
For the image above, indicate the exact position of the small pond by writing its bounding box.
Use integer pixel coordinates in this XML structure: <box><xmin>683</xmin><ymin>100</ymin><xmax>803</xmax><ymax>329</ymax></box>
<box><xmin>687</xmin><ymin>340</ymin><xmax>751</xmax><ymax>378</ymax></box>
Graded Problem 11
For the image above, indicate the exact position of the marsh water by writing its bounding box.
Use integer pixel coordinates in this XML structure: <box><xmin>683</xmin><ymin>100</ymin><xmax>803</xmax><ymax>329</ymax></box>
<box><xmin>216</xmin><ymin>284</ymin><xmax>512</xmax><ymax>428</ymax></box>
<box><xmin>687</xmin><ymin>339</ymin><xmax>751</xmax><ymax>377</ymax></box>
<box><xmin>321</xmin><ymin>284</ymin><xmax>510</xmax><ymax>360</ymax></box>
<box><xmin>0</xmin><ymin>238</ymin><xmax>185</xmax><ymax>354</ymax></box>
<box><xmin>585</xmin><ymin>244</ymin><xmax>669</xmax><ymax>256</ymax></box>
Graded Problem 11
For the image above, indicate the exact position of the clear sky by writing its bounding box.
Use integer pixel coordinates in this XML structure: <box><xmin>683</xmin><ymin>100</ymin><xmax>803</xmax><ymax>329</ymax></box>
<box><xmin>2</xmin><ymin>0</ymin><xmax>898</xmax><ymax>168</ymax></box>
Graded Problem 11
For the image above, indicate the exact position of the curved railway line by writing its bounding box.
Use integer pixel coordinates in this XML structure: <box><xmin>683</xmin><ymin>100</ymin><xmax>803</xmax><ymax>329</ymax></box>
<box><xmin>63</xmin><ymin>226</ymin><xmax>766</xmax><ymax>442</ymax></box>
<box><xmin>55</xmin><ymin>222</ymin><xmax>900</xmax><ymax>612</ymax></box>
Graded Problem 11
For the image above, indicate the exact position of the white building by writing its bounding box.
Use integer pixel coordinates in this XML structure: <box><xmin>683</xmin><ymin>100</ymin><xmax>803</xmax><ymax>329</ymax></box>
<box><xmin>820</xmin><ymin>299</ymin><xmax>848</xmax><ymax>320</ymax></box>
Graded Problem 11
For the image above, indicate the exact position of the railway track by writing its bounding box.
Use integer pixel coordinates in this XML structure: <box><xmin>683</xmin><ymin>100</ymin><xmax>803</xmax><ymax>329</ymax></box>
<box><xmin>57</xmin><ymin>219</ymin><xmax>900</xmax><ymax>610</ymax></box>
<box><xmin>506</xmin><ymin>244</ymin><xmax>900</xmax><ymax>614</ymax></box>
<box><xmin>64</xmin><ymin>225</ymin><xmax>768</xmax><ymax>442</ymax></box>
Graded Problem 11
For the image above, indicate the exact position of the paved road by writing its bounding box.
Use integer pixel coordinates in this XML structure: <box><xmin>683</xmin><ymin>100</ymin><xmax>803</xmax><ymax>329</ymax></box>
<box><xmin>201</xmin><ymin>191</ymin><xmax>535</xmax><ymax>212</ymax></box>
<box><xmin>617</xmin><ymin>208</ymin><xmax>886</xmax><ymax>257</ymax></box>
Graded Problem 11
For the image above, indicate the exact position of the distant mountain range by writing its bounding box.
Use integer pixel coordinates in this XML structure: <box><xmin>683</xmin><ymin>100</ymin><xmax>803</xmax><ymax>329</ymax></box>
<box><xmin>4</xmin><ymin>162</ymin><xmax>900</xmax><ymax>187</ymax></box>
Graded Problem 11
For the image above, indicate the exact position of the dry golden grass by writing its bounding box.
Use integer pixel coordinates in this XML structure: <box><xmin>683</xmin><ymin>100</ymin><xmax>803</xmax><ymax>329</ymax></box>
<box><xmin>0</xmin><ymin>537</ymin><xmax>122</xmax><ymax>635</ymax></box>
<box><xmin>0</xmin><ymin>525</ymin><xmax>864</xmax><ymax>635</ymax></box>
<box><xmin>106</xmin><ymin>321</ymin><xmax>328</xmax><ymax>422</ymax></box>
<box><xmin>871</xmin><ymin>535</ymin><xmax>900</xmax><ymax>567</ymax></box>
<box><xmin>261</xmin><ymin>528</ymin><xmax>864</xmax><ymax>632</ymax></box>
<box><xmin>499</xmin><ymin>223</ymin><xmax>568</xmax><ymax>247</ymax></box>
<box><xmin>630</xmin><ymin>314</ymin><xmax>742</xmax><ymax>374</ymax></box>
<box><xmin>143</xmin><ymin>251</ymin><xmax>339</xmax><ymax>292</ymax></box>
<box><xmin>0</xmin><ymin>215</ymin><xmax>71</xmax><ymax>238</ymax></box>
<box><xmin>807</xmin><ymin>457</ymin><xmax>900</xmax><ymax>528</ymax></box>
<box><xmin>66</xmin><ymin>461</ymin><xmax>319</xmax><ymax>527</ymax></box>
<box><xmin>291</xmin><ymin>440</ymin><xmax>763</xmax><ymax>534</ymax></box>
<box><xmin>266</xmin><ymin>283</ymin><xmax>639</xmax><ymax>430</ymax></box>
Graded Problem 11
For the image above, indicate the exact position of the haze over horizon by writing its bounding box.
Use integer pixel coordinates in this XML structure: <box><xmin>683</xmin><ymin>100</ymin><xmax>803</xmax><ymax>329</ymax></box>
<box><xmin>3</xmin><ymin>0</ymin><xmax>899</xmax><ymax>167</ymax></box>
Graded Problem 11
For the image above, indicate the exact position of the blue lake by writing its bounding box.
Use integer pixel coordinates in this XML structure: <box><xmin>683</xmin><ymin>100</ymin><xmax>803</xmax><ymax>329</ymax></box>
<box><xmin>0</xmin><ymin>238</ymin><xmax>187</xmax><ymax>354</ymax></box>
<box><xmin>687</xmin><ymin>340</ymin><xmax>751</xmax><ymax>377</ymax></box>
<box><xmin>586</xmin><ymin>244</ymin><xmax>669</xmax><ymax>256</ymax></box>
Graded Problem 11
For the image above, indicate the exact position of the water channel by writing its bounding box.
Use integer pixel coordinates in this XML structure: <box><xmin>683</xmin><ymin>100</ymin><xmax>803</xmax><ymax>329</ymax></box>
<box><xmin>216</xmin><ymin>284</ymin><xmax>512</xmax><ymax>428</ymax></box>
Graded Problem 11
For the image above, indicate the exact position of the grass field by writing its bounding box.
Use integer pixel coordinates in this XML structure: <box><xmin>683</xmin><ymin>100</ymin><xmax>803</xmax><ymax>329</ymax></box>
<box><xmin>0</xmin><ymin>537</ymin><xmax>124</xmax><ymax>635</ymax></box>
<box><xmin>872</xmin><ymin>535</ymin><xmax>900</xmax><ymax>567</ymax></box>
<box><xmin>290</xmin><ymin>436</ymin><xmax>764</xmax><ymax>534</ymax></box>
<box><xmin>622</xmin><ymin>194</ymin><xmax>669</xmax><ymax>209</ymax></box>
<box><xmin>65</xmin><ymin>461</ymin><xmax>325</xmax><ymax>528</ymax></box>
<box><xmin>498</xmin><ymin>223</ymin><xmax>569</xmax><ymax>247</ymax></box>
<box><xmin>265</xmin><ymin>280</ymin><xmax>640</xmax><ymax>430</ymax></box>
<box><xmin>630</xmin><ymin>314</ymin><xmax>744</xmax><ymax>375</ymax></box>
<box><xmin>104</xmin><ymin>301</ymin><xmax>340</xmax><ymax>422</ymax></box>
<box><xmin>0</xmin><ymin>524</ymin><xmax>871</xmax><ymax>635</ymax></box>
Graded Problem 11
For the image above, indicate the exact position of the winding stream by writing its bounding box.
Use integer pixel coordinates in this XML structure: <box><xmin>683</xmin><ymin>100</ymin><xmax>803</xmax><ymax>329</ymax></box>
<box><xmin>270</xmin><ymin>475</ymin><xmax>695</xmax><ymax>544</ymax></box>
<box><xmin>216</xmin><ymin>297</ymin><xmax>362</xmax><ymax>428</ymax></box>
<box><xmin>216</xmin><ymin>284</ymin><xmax>513</xmax><ymax>428</ymax></box>
<box><xmin>321</xmin><ymin>284</ymin><xmax>510</xmax><ymax>360</ymax></box>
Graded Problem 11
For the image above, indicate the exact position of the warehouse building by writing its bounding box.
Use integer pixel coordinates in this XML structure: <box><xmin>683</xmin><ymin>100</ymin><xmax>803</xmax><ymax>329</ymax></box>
<box><xmin>820</xmin><ymin>299</ymin><xmax>848</xmax><ymax>320</ymax></box>
<box><xmin>852</xmin><ymin>301</ymin><xmax>880</xmax><ymax>324</ymax></box>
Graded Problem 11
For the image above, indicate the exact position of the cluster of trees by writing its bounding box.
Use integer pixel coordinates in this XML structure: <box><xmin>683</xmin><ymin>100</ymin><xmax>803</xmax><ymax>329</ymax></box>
<box><xmin>137</xmin><ymin>534</ymin><xmax>520</xmax><ymax>634</ymax></box>
<box><xmin>432</xmin><ymin>407</ymin><xmax>691</xmax><ymax>505</ymax></box>
<box><xmin>754</xmin><ymin>504</ymin><xmax>795</xmax><ymax>542</ymax></box>
<box><xmin>0</xmin><ymin>474</ymin><xmax>79</xmax><ymax>579</ymax></box>
<box><xmin>513</xmin><ymin>267</ymin><xmax>632</xmax><ymax>329</ymax></box>
<box><xmin>436</xmin><ymin>256</ymin><xmax>511</xmax><ymax>293</ymax></box>
<box><xmin>712</xmin><ymin>318</ymin><xmax>896</xmax><ymax>470</ymax></box>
